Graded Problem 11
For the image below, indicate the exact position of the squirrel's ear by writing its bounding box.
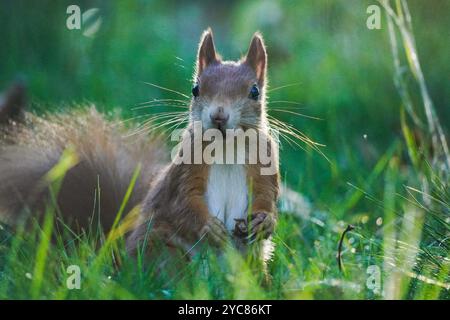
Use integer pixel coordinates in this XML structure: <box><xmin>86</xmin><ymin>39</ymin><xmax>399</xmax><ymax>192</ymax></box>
<box><xmin>196</xmin><ymin>28</ymin><xmax>218</xmax><ymax>76</ymax></box>
<box><xmin>245</xmin><ymin>32</ymin><xmax>267</xmax><ymax>86</ymax></box>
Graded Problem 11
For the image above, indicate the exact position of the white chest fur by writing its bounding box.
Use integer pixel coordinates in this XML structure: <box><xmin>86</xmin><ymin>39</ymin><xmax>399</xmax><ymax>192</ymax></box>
<box><xmin>205</xmin><ymin>164</ymin><xmax>248</xmax><ymax>231</ymax></box>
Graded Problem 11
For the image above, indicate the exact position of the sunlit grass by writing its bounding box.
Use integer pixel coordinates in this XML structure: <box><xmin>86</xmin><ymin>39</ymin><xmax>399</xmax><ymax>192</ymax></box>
<box><xmin>0</xmin><ymin>140</ymin><xmax>448</xmax><ymax>300</ymax></box>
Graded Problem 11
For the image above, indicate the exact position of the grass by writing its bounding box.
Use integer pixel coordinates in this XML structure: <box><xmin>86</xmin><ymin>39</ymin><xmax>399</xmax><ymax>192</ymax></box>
<box><xmin>0</xmin><ymin>126</ymin><xmax>448</xmax><ymax>299</ymax></box>
<box><xmin>0</xmin><ymin>165</ymin><xmax>447</xmax><ymax>299</ymax></box>
<box><xmin>0</xmin><ymin>1</ymin><xmax>449</xmax><ymax>299</ymax></box>
<box><xmin>0</xmin><ymin>116</ymin><xmax>448</xmax><ymax>299</ymax></box>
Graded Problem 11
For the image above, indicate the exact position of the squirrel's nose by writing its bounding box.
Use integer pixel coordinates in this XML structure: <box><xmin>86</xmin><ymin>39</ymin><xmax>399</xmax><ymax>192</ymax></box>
<box><xmin>209</xmin><ymin>107</ymin><xmax>229</xmax><ymax>126</ymax></box>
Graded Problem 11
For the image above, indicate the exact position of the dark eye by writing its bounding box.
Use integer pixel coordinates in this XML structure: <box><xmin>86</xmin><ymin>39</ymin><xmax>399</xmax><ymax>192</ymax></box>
<box><xmin>192</xmin><ymin>84</ymin><xmax>199</xmax><ymax>97</ymax></box>
<box><xmin>249</xmin><ymin>85</ymin><xmax>259</xmax><ymax>100</ymax></box>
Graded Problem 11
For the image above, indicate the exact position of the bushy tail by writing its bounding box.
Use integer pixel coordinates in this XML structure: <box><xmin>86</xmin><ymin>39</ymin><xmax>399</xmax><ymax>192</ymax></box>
<box><xmin>0</xmin><ymin>84</ymin><xmax>167</xmax><ymax>233</ymax></box>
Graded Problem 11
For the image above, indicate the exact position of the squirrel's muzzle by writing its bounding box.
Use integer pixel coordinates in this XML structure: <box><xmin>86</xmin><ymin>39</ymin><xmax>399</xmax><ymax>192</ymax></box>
<box><xmin>209</xmin><ymin>106</ymin><xmax>230</xmax><ymax>126</ymax></box>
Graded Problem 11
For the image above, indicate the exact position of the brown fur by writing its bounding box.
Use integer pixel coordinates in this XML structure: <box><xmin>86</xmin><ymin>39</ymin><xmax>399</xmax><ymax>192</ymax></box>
<box><xmin>127</xmin><ymin>29</ymin><xmax>279</xmax><ymax>261</ymax></box>
<box><xmin>0</xmin><ymin>108</ymin><xmax>167</xmax><ymax>232</ymax></box>
<box><xmin>0</xmin><ymin>29</ymin><xmax>279</xmax><ymax>267</ymax></box>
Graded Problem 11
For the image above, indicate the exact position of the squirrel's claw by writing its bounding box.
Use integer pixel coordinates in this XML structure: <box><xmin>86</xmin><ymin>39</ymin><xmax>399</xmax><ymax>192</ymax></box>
<box><xmin>234</xmin><ymin>212</ymin><xmax>275</xmax><ymax>244</ymax></box>
<box><xmin>200</xmin><ymin>216</ymin><xmax>229</xmax><ymax>247</ymax></box>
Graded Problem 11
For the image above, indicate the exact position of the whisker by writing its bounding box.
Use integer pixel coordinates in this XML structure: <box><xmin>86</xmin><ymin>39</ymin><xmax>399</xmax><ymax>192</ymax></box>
<box><xmin>267</xmin><ymin>82</ymin><xmax>302</xmax><ymax>93</ymax></box>
<box><xmin>260</xmin><ymin>118</ymin><xmax>306</xmax><ymax>151</ymax></box>
<box><xmin>125</xmin><ymin>112</ymin><xmax>189</xmax><ymax>137</ymax></box>
<box><xmin>267</xmin><ymin>115</ymin><xmax>329</xmax><ymax>161</ymax></box>
<box><xmin>269</xmin><ymin>116</ymin><xmax>325</xmax><ymax>147</ymax></box>
<box><xmin>269</xmin><ymin>108</ymin><xmax>323</xmax><ymax>120</ymax></box>
<box><xmin>117</xmin><ymin>111</ymin><xmax>186</xmax><ymax>127</ymax></box>
<box><xmin>146</xmin><ymin>117</ymin><xmax>190</xmax><ymax>141</ymax></box>
<box><xmin>116</xmin><ymin>114</ymin><xmax>153</xmax><ymax>126</ymax></box>
<box><xmin>267</xmin><ymin>119</ymin><xmax>309</xmax><ymax>152</ymax></box>
<box><xmin>142</xmin><ymin>111</ymin><xmax>188</xmax><ymax>121</ymax></box>
<box><xmin>148</xmin><ymin>116</ymin><xmax>189</xmax><ymax>132</ymax></box>
<box><xmin>135</xmin><ymin>98</ymin><xmax>190</xmax><ymax>106</ymax></box>
<box><xmin>278</xmin><ymin>132</ymin><xmax>308</xmax><ymax>151</ymax></box>
<box><xmin>132</xmin><ymin>104</ymin><xmax>188</xmax><ymax>111</ymax></box>
<box><xmin>158</xmin><ymin>115</ymin><xmax>190</xmax><ymax>139</ymax></box>
<box><xmin>268</xmin><ymin>100</ymin><xmax>304</xmax><ymax>106</ymax></box>
<box><xmin>239</xmin><ymin>119</ymin><xmax>304</xmax><ymax>151</ymax></box>
<box><xmin>143</xmin><ymin>81</ymin><xmax>190</xmax><ymax>99</ymax></box>
<box><xmin>134</xmin><ymin>113</ymin><xmax>186</xmax><ymax>130</ymax></box>
<box><xmin>139</xmin><ymin>114</ymin><xmax>189</xmax><ymax>132</ymax></box>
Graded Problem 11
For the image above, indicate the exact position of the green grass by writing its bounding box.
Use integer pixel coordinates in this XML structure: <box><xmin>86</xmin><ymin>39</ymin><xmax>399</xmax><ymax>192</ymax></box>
<box><xmin>0</xmin><ymin>1</ymin><xmax>449</xmax><ymax>299</ymax></box>
<box><xmin>0</xmin><ymin>130</ymin><xmax>448</xmax><ymax>299</ymax></box>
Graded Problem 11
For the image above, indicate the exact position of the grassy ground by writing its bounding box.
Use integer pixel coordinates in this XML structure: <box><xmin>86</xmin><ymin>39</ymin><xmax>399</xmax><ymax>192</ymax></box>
<box><xmin>0</xmin><ymin>158</ymin><xmax>448</xmax><ymax>299</ymax></box>
<box><xmin>0</xmin><ymin>1</ymin><xmax>449</xmax><ymax>299</ymax></box>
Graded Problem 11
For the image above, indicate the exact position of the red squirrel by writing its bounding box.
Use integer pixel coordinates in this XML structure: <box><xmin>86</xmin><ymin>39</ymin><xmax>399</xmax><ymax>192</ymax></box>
<box><xmin>0</xmin><ymin>29</ymin><xmax>279</xmax><ymax>264</ymax></box>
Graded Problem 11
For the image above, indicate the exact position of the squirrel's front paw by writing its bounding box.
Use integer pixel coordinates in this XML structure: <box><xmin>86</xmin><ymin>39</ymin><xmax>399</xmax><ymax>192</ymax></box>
<box><xmin>199</xmin><ymin>216</ymin><xmax>229</xmax><ymax>248</ymax></box>
<box><xmin>233</xmin><ymin>212</ymin><xmax>275</xmax><ymax>243</ymax></box>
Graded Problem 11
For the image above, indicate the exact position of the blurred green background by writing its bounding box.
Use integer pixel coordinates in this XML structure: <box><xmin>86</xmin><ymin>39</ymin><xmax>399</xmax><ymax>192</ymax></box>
<box><xmin>1</xmin><ymin>0</ymin><xmax>449</xmax><ymax>216</ymax></box>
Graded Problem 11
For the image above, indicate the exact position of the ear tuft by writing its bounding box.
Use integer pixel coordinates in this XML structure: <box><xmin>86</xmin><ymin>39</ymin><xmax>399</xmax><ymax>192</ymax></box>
<box><xmin>245</xmin><ymin>32</ymin><xmax>267</xmax><ymax>86</ymax></box>
<box><xmin>196</xmin><ymin>28</ymin><xmax>219</xmax><ymax>76</ymax></box>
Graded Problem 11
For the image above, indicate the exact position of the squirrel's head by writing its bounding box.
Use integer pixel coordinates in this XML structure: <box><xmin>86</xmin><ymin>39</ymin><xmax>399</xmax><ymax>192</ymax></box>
<box><xmin>190</xmin><ymin>28</ymin><xmax>268</xmax><ymax>132</ymax></box>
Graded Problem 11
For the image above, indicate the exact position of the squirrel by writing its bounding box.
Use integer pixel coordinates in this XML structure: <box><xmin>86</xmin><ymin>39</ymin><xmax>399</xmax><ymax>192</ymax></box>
<box><xmin>0</xmin><ymin>29</ymin><xmax>279</xmax><ymax>265</ymax></box>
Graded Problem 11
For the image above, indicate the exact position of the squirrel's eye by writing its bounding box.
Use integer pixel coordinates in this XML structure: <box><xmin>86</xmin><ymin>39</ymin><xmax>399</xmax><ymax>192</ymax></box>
<box><xmin>249</xmin><ymin>85</ymin><xmax>259</xmax><ymax>100</ymax></box>
<box><xmin>192</xmin><ymin>84</ymin><xmax>199</xmax><ymax>97</ymax></box>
